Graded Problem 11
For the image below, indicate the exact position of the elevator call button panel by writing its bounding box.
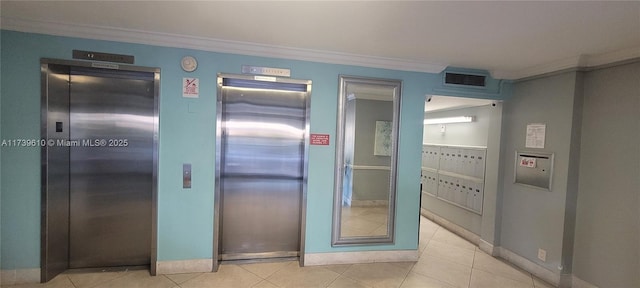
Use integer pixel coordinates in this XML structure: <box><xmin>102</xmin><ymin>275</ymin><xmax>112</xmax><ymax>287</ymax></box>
<box><xmin>183</xmin><ymin>164</ymin><xmax>192</xmax><ymax>189</ymax></box>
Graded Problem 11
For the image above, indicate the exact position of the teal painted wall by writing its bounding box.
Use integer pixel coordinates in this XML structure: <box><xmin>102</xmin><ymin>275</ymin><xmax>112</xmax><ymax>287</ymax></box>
<box><xmin>0</xmin><ymin>30</ymin><xmax>508</xmax><ymax>269</ymax></box>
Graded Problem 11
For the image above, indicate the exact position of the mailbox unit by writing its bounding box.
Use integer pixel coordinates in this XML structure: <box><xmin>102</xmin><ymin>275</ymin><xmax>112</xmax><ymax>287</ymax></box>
<box><xmin>421</xmin><ymin>144</ymin><xmax>487</xmax><ymax>214</ymax></box>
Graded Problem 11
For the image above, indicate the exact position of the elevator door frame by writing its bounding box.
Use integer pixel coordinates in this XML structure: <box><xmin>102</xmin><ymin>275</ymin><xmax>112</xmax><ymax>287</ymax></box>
<box><xmin>40</xmin><ymin>58</ymin><xmax>160</xmax><ymax>282</ymax></box>
<box><xmin>214</xmin><ymin>73</ymin><xmax>311</xmax><ymax>271</ymax></box>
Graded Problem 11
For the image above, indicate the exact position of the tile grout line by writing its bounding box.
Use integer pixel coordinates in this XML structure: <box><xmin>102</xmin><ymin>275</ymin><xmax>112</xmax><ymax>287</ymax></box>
<box><xmin>324</xmin><ymin>264</ymin><xmax>350</xmax><ymax>276</ymax></box>
<box><xmin>476</xmin><ymin>250</ymin><xmax>544</xmax><ymax>288</ymax></box>
<box><xmin>237</xmin><ymin>261</ymin><xmax>297</xmax><ymax>287</ymax></box>
<box><xmin>396</xmin><ymin>262</ymin><xmax>415</xmax><ymax>288</ymax></box>
<box><xmin>530</xmin><ymin>272</ymin><xmax>536</xmax><ymax>288</ymax></box>
<box><xmin>90</xmin><ymin>269</ymin><xmax>134</xmax><ymax>288</ymax></box>
<box><xmin>161</xmin><ymin>274</ymin><xmax>181</xmax><ymax>287</ymax></box>
<box><xmin>392</xmin><ymin>262</ymin><xmax>414</xmax><ymax>288</ymax></box>
<box><xmin>260</xmin><ymin>279</ymin><xmax>282</xmax><ymax>288</ymax></box>
<box><xmin>467</xmin><ymin>268</ymin><xmax>475</xmax><ymax>288</ymax></box>
<box><xmin>322</xmin><ymin>272</ymin><xmax>343</xmax><ymax>288</ymax></box>
<box><xmin>475</xmin><ymin>252</ymin><xmax>540</xmax><ymax>286</ymax></box>
<box><xmin>71</xmin><ymin>274</ymin><xmax>80</xmax><ymax>288</ymax></box>
<box><xmin>468</xmin><ymin>247</ymin><xmax>478</xmax><ymax>288</ymax></box>
<box><xmin>63</xmin><ymin>274</ymin><xmax>79</xmax><ymax>288</ymax></box>
<box><xmin>67</xmin><ymin>274</ymin><xmax>80</xmax><ymax>288</ymax></box>
<box><xmin>177</xmin><ymin>271</ymin><xmax>207</xmax><ymax>287</ymax></box>
<box><xmin>414</xmin><ymin>242</ymin><xmax>475</xmax><ymax>287</ymax></box>
<box><xmin>248</xmin><ymin>278</ymin><xmax>267</xmax><ymax>288</ymax></box>
<box><xmin>337</xmin><ymin>268</ymin><xmax>373</xmax><ymax>288</ymax></box>
<box><xmin>236</xmin><ymin>264</ymin><xmax>269</xmax><ymax>281</ymax></box>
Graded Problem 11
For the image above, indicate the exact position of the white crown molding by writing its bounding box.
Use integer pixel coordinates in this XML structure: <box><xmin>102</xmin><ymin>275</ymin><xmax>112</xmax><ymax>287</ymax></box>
<box><xmin>0</xmin><ymin>17</ymin><xmax>447</xmax><ymax>74</ymax></box>
<box><xmin>2</xmin><ymin>17</ymin><xmax>637</xmax><ymax>80</ymax></box>
<box><xmin>584</xmin><ymin>46</ymin><xmax>640</xmax><ymax>67</ymax></box>
<box><xmin>491</xmin><ymin>55</ymin><xmax>585</xmax><ymax>80</ymax></box>
<box><xmin>492</xmin><ymin>46</ymin><xmax>640</xmax><ymax>80</ymax></box>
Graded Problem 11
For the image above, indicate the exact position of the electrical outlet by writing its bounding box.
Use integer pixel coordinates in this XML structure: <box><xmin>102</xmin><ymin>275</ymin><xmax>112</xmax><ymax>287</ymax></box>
<box><xmin>538</xmin><ymin>248</ymin><xmax>547</xmax><ymax>262</ymax></box>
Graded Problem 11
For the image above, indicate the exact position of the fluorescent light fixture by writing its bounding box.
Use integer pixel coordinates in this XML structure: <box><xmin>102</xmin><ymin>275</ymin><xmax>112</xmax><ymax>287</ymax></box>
<box><xmin>424</xmin><ymin>116</ymin><xmax>474</xmax><ymax>125</ymax></box>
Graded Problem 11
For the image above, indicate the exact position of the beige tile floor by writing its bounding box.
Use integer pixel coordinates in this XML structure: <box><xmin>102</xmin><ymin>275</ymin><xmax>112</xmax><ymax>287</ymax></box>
<box><xmin>4</xmin><ymin>216</ymin><xmax>555</xmax><ymax>288</ymax></box>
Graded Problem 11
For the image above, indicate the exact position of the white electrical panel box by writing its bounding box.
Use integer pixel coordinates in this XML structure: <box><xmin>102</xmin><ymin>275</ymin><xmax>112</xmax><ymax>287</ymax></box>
<box><xmin>421</xmin><ymin>144</ymin><xmax>487</xmax><ymax>214</ymax></box>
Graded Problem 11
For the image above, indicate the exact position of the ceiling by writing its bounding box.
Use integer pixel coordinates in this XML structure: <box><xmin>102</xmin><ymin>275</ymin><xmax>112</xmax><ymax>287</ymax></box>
<box><xmin>1</xmin><ymin>1</ymin><xmax>639</xmax><ymax>79</ymax></box>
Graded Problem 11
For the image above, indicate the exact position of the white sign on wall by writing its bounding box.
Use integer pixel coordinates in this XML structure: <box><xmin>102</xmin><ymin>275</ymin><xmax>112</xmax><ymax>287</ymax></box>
<box><xmin>526</xmin><ymin>123</ymin><xmax>546</xmax><ymax>149</ymax></box>
<box><xmin>182</xmin><ymin>78</ymin><xmax>199</xmax><ymax>98</ymax></box>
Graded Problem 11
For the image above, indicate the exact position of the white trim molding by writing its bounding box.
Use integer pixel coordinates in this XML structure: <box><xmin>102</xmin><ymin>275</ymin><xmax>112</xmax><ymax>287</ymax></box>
<box><xmin>155</xmin><ymin>259</ymin><xmax>213</xmax><ymax>275</ymax></box>
<box><xmin>582</xmin><ymin>46</ymin><xmax>640</xmax><ymax>68</ymax></box>
<box><xmin>492</xmin><ymin>55</ymin><xmax>585</xmax><ymax>80</ymax></box>
<box><xmin>492</xmin><ymin>47</ymin><xmax>640</xmax><ymax>80</ymax></box>
<box><xmin>0</xmin><ymin>16</ymin><xmax>447</xmax><ymax>74</ymax></box>
<box><xmin>0</xmin><ymin>268</ymin><xmax>40</xmax><ymax>286</ymax></box>
<box><xmin>304</xmin><ymin>250</ymin><xmax>419</xmax><ymax>266</ymax></box>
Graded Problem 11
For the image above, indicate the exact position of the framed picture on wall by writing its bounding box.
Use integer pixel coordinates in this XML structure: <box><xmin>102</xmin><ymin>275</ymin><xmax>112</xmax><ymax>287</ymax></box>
<box><xmin>374</xmin><ymin>120</ymin><xmax>392</xmax><ymax>156</ymax></box>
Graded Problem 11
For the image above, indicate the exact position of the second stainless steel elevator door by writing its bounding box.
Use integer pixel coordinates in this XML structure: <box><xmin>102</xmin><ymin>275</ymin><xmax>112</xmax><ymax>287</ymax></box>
<box><xmin>218</xmin><ymin>76</ymin><xmax>310</xmax><ymax>260</ymax></box>
<box><xmin>69</xmin><ymin>67</ymin><xmax>154</xmax><ymax>268</ymax></box>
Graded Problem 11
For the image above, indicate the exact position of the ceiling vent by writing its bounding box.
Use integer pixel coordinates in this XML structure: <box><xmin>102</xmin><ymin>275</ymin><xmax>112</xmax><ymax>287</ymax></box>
<box><xmin>444</xmin><ymin>72</ymin><xmax>486</xmax><ymax>88</ymax></box>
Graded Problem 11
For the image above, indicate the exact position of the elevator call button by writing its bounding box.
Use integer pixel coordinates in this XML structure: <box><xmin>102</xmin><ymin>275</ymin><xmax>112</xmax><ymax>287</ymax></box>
<box><xmin>183</xmin><ymin>164</ymin><xmax>192</xmax><ymax>189</ymax></box>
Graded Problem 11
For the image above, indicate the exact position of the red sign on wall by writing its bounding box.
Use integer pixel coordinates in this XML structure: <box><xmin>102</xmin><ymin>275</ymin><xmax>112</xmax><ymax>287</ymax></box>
<box><xmin>310</xmin><ymin>134</ymin><xmax>330</xmax><ymax>145</ymax></box>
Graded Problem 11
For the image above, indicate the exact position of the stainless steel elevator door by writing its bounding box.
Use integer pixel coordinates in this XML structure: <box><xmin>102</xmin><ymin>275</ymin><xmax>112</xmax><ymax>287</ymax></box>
<box><xmin>68</xmin><ymin>68</ymin><xmax>154</xmax><ymax>268</ymax></box>
<box><xmin>219</xmin><ymin>80</ymin><xmax>308</xmax><ymax>259</ymax></box>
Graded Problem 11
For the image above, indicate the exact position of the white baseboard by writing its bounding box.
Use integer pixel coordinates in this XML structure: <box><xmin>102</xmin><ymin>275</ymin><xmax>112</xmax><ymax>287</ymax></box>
<box><xmin>155</xmin><ymin>259</ymin><xmax>213</xmax><ymax>275</ymax></box>
<box><xmin>420</xmin><ymin>208</ymin><xmax>433</xmax><ymax>220</ymax></box>
<box><xmin>304</xmin><ymin>250</ymin><xmax>419</xmax><ymax>266</ymax></box>
<box><xmin>420</xmin><ymin>208</ymin><xmax>480</xmax><ymax>245</ymax></box>
<box><xmin>0</xmin><ymin>268</ymin><xmax>40</xmax><ymax>286</ymax></box>
<box><xmin>497</xmin><ymin>247</ymin><xmax>564</xmax><ymax>287</ymax></box>
<box><xmin>572</xmin><ymin>275</ymin><xmax>599</xmax><ymax>288</ymax></box>
<box><xmin>478</xmin><ymin>239</ymin><xmax>498</xmax><ymax>256</ymax></box>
